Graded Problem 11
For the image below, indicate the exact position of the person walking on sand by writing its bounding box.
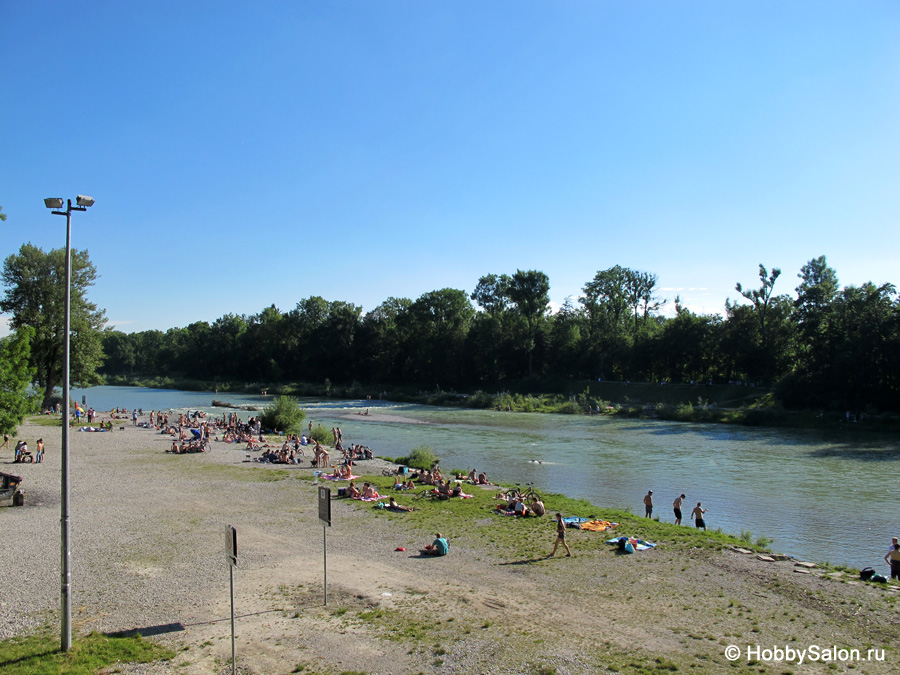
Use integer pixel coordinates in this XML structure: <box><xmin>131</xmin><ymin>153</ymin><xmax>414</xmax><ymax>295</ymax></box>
<box><xmin>673</xmin><ymin>494</ymin><xmax>685</xmax><ymax>525</ymax></box>
<box><xmin>643</xmin><ymin>490</ymin><xmax>653</xmax><ymax>518</ymax></box>
<box><xmin>549</xmin><ymin>513</ymin><xmax>572</xmax><ymax>557</ymax></box>
<box><xmin>692</xmin><ymin>502</ymin><xmax>708</xmax><ymax>530</ymax></box>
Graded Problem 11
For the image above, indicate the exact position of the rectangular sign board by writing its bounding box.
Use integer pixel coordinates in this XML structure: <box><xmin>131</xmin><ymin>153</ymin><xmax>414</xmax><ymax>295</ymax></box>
<box><xmin>226</xmin><ymin>525</ymin><xmax>237</xmax><ymax>567</ymax></box>
<box><xmin>318</xmin><ymin>486</ymin><xmax>332</xmax><ymax>526</ymax></box>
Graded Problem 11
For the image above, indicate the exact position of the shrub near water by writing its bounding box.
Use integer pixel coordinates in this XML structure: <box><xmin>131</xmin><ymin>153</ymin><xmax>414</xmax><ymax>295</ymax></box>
<box><xmin>259</xmin><ymin>395</ymin><xmax>306</xmax><ymax>433</ymax></box>
<box><xmin>309</xmin><ymin>424</ymin><xmax>332</xmax><ymax>445</ymax></box>
<box><xmin>397</xmin><ymin>444</ymin><xmax>440</xmax><ymax>470</ymax></box>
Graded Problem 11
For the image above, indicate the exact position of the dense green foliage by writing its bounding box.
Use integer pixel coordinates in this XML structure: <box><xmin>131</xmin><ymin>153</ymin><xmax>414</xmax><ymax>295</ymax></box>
<box><xmin>99</xmin><ymin>259</ymin><xmax>900</xmax><ymax>413</ymax></box>
<box><xmin>0</xmin><ymin>630</ymin><xmax>174</xmax><ymax>674</ymax></box>
<box><xmin>0</xmin><ymin>327</ymin><xmax>38</xmax><ymax>435</ymax></box>
<box><xmin>259</xmin><ymin>395</ymin><xmax>306</xmax><ymax>433</ymax></box>
<box><xmin>1</xmin><ymin>243</ymin><xmax>107</xmax><ymax>407</ymax></box>
<box><xmin>396</xmin><ymin>444</ymin><xmax>440</xmax><ymax>471</ymax></box>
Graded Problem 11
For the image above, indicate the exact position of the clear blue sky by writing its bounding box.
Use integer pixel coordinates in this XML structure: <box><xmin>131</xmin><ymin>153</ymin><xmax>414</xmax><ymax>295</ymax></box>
<box><xmin>2</xmin><ymin>1</ymin><xmax>898</xmax><ymax>336</ymax></box>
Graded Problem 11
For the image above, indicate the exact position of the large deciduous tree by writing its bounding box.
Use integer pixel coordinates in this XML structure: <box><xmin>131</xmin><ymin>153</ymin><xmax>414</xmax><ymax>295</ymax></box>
<box><xmin>0</xmin><ymin>327</ymin><xmax>37</xmax><ymax>434</ymax></box>
<box><xmin>1</xmin><ymin>243</ymin><xmax>107</xmax><ymax>407</ymax></box>
<box><xmin>400</xmin><ymin>288</ymin><xmax>474</xmax><ymax>386</ymax></box>
<box><xmin>506</xmin><ymin>269</ymin><xmax>550</xmax><ymax>377</ymax></box>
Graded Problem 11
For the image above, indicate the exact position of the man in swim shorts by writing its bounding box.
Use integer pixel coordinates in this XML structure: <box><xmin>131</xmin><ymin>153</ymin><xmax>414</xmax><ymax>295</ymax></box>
<box><xmin>673</xmin><ymin>493</ymin><xmax>685</xmax><ymax>525</ymax></box>
<box><xmin>643</xmin><ymin>490</ymin><xmax>653</xmax><ymax>518</ymax></box>
<box><xmin>692</xmin><ymin>502</ymin><xmax>708</xmax><ymax>530</ymax></box>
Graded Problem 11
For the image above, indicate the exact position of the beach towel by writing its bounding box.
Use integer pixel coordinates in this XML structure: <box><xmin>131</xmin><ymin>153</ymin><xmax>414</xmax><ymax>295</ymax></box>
<box><xmin>562</xmin><ymin>516</ymin><xmax>590</xmax><ymax>528</ymax></box>
<box><xmin>580</xmin><ymin>520</ymin><xmax>618</xmax><ymax>532</ymax></box>
<box><xmin>355</xmin><ymin>494</ymin><xmax>388</xmax><ymax>502</ymax></box>
<box><xmin>325</xmin><ymin>474</ymin><xmax>360</xmax><ymax>481</ymax></box>
<box><xmin>606</xmin><ymin>536</ymin><xmax>656</xmax><ymax>551</ymax></box>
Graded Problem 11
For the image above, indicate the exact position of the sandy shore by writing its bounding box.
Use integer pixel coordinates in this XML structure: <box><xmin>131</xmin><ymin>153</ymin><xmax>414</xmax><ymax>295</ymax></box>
<box><xmin>2</xmin><ymin>416</ymin><xmax>899</xmax><ymax>674</ymax></box>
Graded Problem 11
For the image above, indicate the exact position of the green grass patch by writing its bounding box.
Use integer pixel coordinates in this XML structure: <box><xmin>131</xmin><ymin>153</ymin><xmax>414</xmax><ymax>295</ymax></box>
<box><xmin>353</xmin><ymin>606</ymin><xmax>441</xmax><ymax>643</ymax></box>
<box><xmin>349</xmin><ymin>474</ymin><xmax>774</xmax><ymax>560</ymax></box>
<box><xmin>25</xmin><ymin>415</ymin><xmax>61</xmax><ymax>428</ymax></box>
<box><xmin>0</xmin><ymin>630</ymin><xmax>175</xmax><ymax>674</ymax></box>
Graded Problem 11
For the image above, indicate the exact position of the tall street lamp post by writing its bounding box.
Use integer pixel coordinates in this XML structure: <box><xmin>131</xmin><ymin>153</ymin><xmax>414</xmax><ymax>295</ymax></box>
<box><xmin>44</xmin><ymin>195</ymin><xmax>94</xmax><ymax>651</ymax></box>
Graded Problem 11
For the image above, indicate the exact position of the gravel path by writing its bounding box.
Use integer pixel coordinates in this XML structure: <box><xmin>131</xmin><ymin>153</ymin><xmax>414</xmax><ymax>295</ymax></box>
<box><xmin>3</xmin><ymin>415</ymin><xmax>900</xmax><ymax>675</ymax></box>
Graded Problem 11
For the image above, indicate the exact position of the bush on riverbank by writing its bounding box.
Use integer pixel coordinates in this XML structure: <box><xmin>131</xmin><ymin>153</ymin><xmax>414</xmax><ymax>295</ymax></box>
<box><xmin>395</xmin><ymin>445</ymin><xmax>440</xmax><ymax>471</ymax></box>
<box><xmin>309</xmin><ymin>424</ymin><xmax>332</xmax><ymax>445</ymax></box>
<box><xmin>259</xmin><ymin>395</ymin><xmax>306</xmax><ymax>434</ymax></box>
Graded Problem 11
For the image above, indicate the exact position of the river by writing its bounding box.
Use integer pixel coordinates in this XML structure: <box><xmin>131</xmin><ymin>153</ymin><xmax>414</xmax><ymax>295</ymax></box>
<box><xmin>72</xmin><ymin>385</ymin><xmax>900</xmax><ymax>570</ymax></box>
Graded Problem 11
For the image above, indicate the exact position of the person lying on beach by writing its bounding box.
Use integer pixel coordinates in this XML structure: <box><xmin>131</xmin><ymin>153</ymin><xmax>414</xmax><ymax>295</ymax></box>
<box><xmin>387</xmin><ymin>497</ymin><xmax>414</xmax><ymax>512</ymax></box>
<box><xmin>422</xmin><ymin>533</ymin><xmax>449</xmax><ymax>556</ymax></box>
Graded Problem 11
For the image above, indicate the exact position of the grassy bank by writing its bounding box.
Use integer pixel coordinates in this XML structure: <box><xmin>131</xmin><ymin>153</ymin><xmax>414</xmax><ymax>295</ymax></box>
<box><xmin>307</xmin><ymin>471</ymin><xmax>776</xmax><ymax>563</ymax></box>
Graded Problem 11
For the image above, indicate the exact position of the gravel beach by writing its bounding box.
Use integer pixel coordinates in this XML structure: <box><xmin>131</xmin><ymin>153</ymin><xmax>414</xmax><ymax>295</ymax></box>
<box><xmin>2</xmin><ymin>415</ymin><xmax>899</xmax><ymax>674</ymax></box>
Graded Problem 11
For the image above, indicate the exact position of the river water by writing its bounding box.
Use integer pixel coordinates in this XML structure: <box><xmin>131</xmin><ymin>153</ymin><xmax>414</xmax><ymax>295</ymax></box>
<box><xmin>73</xmin><ymin>386</ymin><xmax>900</xmax><ymax>570</ymax></box>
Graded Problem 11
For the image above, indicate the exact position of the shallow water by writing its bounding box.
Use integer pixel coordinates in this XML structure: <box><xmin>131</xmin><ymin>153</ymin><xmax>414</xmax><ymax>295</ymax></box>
<box><xmin>73</xmin><ymin>386</ymin><xmax>900</xmax><ymax>570</ymax></box>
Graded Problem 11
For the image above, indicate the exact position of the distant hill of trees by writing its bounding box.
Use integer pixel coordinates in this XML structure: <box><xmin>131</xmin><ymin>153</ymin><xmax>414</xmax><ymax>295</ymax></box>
<box><xmin>100</xmin><ymin>258</ymin><xmax>900</xmax><ymax>413</ymax></box>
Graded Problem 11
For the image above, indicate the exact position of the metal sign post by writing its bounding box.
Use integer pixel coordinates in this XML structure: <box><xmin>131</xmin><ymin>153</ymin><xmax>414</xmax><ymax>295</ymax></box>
<box><xmin>318</xmin><ymin>487</ymin><xmax>331</xmax><ymax>606</ymax></box>
<box><xmin>225</xmin><ymin>525</ymin><xmax>237</xmax><ymax>675</ymax></box>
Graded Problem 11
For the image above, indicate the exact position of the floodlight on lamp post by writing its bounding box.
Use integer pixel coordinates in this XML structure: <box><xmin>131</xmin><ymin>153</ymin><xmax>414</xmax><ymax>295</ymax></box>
<box><xmin>44</xmin><ymin>196</ymin><xmax>94</xmax><ymax>652</ymax></box>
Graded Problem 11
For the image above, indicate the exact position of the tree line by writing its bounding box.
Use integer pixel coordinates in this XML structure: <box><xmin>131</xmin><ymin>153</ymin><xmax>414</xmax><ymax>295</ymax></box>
<box><xmin>1</xmin><ymin>232</ymin><xmax>898</xmax><ymax>417</ymax></box>
<box><xmin>93</xmin><ymin>257</ymin><xmax>900</xmax><ymax>413</ymax></box>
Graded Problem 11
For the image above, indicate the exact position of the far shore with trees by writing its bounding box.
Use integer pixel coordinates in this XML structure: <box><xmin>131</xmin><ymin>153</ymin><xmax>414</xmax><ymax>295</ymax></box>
<box><xmin>97</xmin><ymin>257</ymin><xmax>900</xmax><ymax>425</ymax></box>
<box><xmin>2</xmin><ymin>213</ymin><xmax>899</xmax><ymax>437</ymax></box>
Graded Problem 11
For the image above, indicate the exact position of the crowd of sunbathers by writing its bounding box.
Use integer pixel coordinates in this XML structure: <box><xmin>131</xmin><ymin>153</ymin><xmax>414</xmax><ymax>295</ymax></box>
<box><xmin>388</xmin><ymin>467</ymin><xmax>480</xmax><ymax>499</ymax></box>
<box><xmin>495</xmin><ymin>494</ymin><xmax>546</xmax><ymax>517</ymax></box>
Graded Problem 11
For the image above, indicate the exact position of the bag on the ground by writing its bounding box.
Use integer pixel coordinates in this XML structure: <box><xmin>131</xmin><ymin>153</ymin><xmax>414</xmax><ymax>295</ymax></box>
<box><xmin>860</xmin><ymin>567</ymin><xmax>875</xmax><ymax>581</ymax></box>
<box><xmin>871</xmin><ymin>573</ymin><xmax>888</xmax><ymax>583</ymax></box>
